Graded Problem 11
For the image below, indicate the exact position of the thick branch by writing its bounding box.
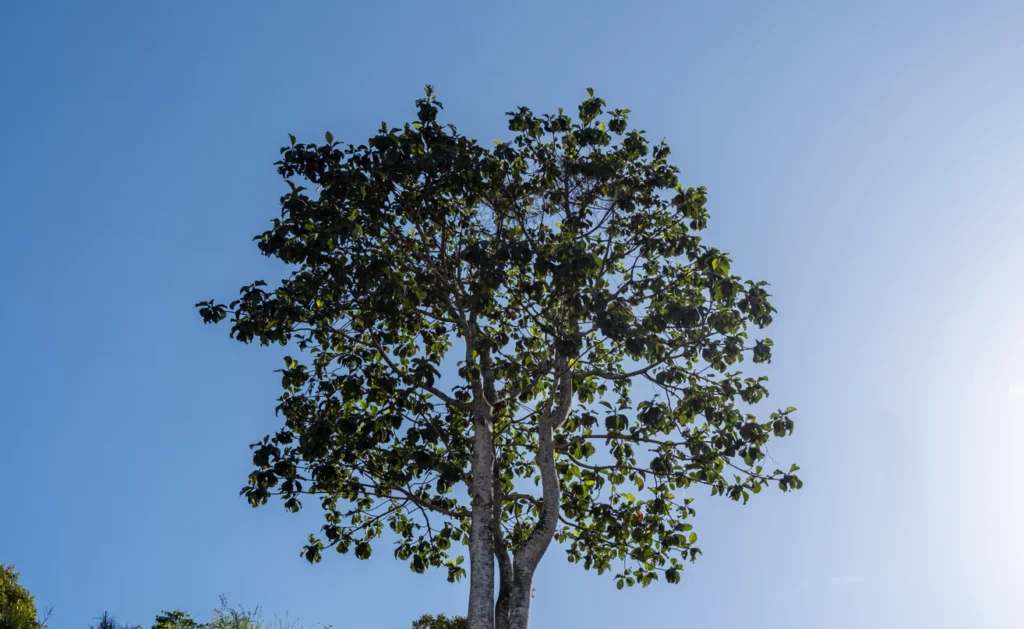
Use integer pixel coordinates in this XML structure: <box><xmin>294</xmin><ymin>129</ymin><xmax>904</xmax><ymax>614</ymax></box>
<box><xmin>508</xmin><ymin>355</ymin><xmax>572</xmax><ymax>629</ymax></box>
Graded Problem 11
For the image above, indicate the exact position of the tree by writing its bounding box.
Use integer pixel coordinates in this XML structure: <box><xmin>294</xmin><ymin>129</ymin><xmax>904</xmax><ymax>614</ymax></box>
<box><xmin>0</xmin><ymin>565</ymin><xmax>39</xmax><ymax>629</ymax></box>
<box><xmin>203</xmin><ymin>599</ymin><xmax>272</xmax><ymax>629</ymax></box>
<box><xmin>197</xmin><ymin>87</ymin><xmax>802</xmax><ymax>629</ymax></box>
<box><xmin>116</xmin><ymin>598</ymin><xmax>283</xmax><ymax>629</ymax></box>
<box><xmin>90</xmin><ymin>613</ymin><xmax>141</xmax><ymax>629</ymax></box>
<box><xmin>152</xmin><ymin>610</ymin><xmax>202</xmax><ymax>629</ymax></box>
<box><xmin>411</xmin><ymin>614</ymin><xmax>467</xmax><ymax>629</ymax></box>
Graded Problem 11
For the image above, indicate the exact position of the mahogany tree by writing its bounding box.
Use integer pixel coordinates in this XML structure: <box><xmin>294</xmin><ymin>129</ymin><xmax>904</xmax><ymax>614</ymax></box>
<box><xmin>197</xmin><ymin>87</ymin><xmax>801</xmax><ymax>629</ymax></box>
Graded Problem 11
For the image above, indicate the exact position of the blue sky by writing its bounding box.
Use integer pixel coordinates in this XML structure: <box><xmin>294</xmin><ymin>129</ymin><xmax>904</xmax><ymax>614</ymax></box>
<box><xmin>2</xmin><ymin>1</ymin><xmax>1022</xmax><ymax>628</ymax></box>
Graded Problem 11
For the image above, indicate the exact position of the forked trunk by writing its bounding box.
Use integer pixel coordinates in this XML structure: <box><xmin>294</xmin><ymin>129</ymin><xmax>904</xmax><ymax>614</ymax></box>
<box><xmin>506</xmin><ymin>425</ymin><xmax>558</xmax><ymax>629</ymax></box>
<box><xmin>507</xmin><ymin>358</ymin><xmax>570</xmax><ymax>629</ymax></box>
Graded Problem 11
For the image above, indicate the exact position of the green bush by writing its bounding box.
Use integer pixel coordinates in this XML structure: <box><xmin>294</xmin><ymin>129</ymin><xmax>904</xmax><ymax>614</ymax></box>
<box><xmin>2</xmin><ymin>568</ymin><xmax>455</xmax><ymax>629</ymax></box>
<box><xmin>0</xmin><ymin>565</ymin><xmax>39</xmax><ymax>629</ymax></box>
<box><xmin>411</xmin><ymin>614</ymin><xmax>467</xmax><ymax>629</ymax></box>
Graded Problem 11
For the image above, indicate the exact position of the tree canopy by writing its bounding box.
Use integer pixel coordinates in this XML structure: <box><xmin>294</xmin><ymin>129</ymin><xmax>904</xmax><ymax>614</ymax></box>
<box><xmin>197</xmin><ymin>87</ymin><xmax>801</xmax><ymax>629</ymax></box>
<box><xmin>411</xmin><ymin>614</ymin><xmax>467</xmax><ymax>629</ymax></box>
<box><xmin>0</xmin><ymin>565</ymin><xmax>39</xmax><ymax>629</ymax></box>
<box><xmin>99</xmin><ymin>599</ymin><xmax>283</xmax><ymax>629</ymax></box>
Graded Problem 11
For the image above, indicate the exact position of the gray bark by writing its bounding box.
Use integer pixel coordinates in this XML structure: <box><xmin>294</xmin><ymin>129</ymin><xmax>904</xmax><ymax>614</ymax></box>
<box><xmin>495</xmin><ymin>537</ymin><xmax>513</xmax><ymax>629</ymax></box>
<box><xmin>467</xmin><ymin>319</ymin><xmax>497</xmax><ymax>629</ymax></box>
<box><xmin>508</xmin><ymin>357</ymin><xmax>573</xmax><ymax>629</ymax></box>
<box><xmin>467</xmin><ymin>402</ymin><xmax>496</xmax><ymax>629</ymax></box>
<box><xmin>494</xmin><ymin>464</ymin><xmax>513</xmax><ymax>629</ymax></box>
<box><xmin>495</xmin><ymin>562</ymin><xmax>513</xmax><ymax>629</ymax></box>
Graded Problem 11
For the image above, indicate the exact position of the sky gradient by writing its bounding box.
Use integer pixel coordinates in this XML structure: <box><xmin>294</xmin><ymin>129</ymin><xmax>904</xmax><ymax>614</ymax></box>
<box><xmin>2</xmin><ymin>2</ymin><xmax>1022</xmax><ymax>628</ymax></box>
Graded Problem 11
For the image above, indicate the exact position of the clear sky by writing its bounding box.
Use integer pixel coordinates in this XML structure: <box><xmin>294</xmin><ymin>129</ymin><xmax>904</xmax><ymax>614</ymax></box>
<box><xmin>2</xmin><ymin>1</ymin><xmax>1022</xmax><ymax>628</ymax></box>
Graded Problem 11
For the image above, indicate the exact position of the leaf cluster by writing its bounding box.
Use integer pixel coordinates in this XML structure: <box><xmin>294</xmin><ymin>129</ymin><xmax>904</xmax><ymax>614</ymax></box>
<box><xmin>196</xmin><ymin>87</ymin><xmax>801</xmax><ymax>587</ymax></box>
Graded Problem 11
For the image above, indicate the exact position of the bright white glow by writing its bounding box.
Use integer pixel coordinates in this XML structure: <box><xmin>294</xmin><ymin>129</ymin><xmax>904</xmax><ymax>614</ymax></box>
<box><xmin>1009</xmin><ymin>382</ymin><xmax>1022</xmax><ymax>400</ymax></box>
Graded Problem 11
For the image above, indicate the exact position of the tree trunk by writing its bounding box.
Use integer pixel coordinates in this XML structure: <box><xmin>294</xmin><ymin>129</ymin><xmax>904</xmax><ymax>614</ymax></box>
<box><xmin>506</xmin><ymin>425</ymin><xmax>557</xmax><ymax>629</ymax></box>
<box><xmin>508</xmin><ymin>566</ymin><xmax>535</xmax><ymax>629</ymax></box>
<box><xmin>495</xmin><ymin>553</ymin><xmax>512</xmax><ymax>629</ymax></box>
<box><xmin>508</xmin><ymin>358</ymin><xmax>571</xmax><ymax>629</ymax></box>
<box><xmin>467</xmin><ymin>404</ymin><xmax>496</xmax><ymax>629</ymax></box>
<box><xmin>494</xmin><ymin>464</ymin><xmax>513</xmax><ymax>629</ymax></box>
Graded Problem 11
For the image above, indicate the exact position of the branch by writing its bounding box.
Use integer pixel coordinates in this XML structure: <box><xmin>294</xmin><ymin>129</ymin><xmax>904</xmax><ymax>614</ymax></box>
<box><xmin>365</xmin><ymin>328</ymin><xmax>472</xmax><ymax>411</ymax></box>
<box><xmin>576</xmin><ymin>348</ymin><xmax>690</xmax><ymax>381</ymax></box>
<box><xmin>480</xmin><ymin>344</ymin><xmax>499</xmax><ymax>405</ymax></box>
<box><xmin>379</xmin><ymin>483</ymin><xmax>471</xmax><ymax>520</ymax></box>
<box><xmin>494</xmin><ymin>360</ymin><xmax>552</xmax><ymax>404</ymax></box>
<box><xmin>505</xmin><ymin>492</ymin><xmax>542</xmax><ymax>508</ymax></box>
<box><xmin>566</xmin><ymin>434</ymin><xmax>687</xmax><ymax>449</ymax></box>
<box><xmin>563</xmin><ymin>452</ymin><xmax>654</xmax><ymax>477</ymax></box>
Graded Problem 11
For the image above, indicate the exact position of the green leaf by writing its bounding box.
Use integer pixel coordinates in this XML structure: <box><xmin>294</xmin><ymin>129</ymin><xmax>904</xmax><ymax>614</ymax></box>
<box><xmin>196</xmin><ymin>86</ymin><xmax>799</xmax><ymax>593</ymax></box>
<box><xmin>355</xmin><ymin>541</ymin><xmax>372</xmax><ymax>559</ymax></box>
